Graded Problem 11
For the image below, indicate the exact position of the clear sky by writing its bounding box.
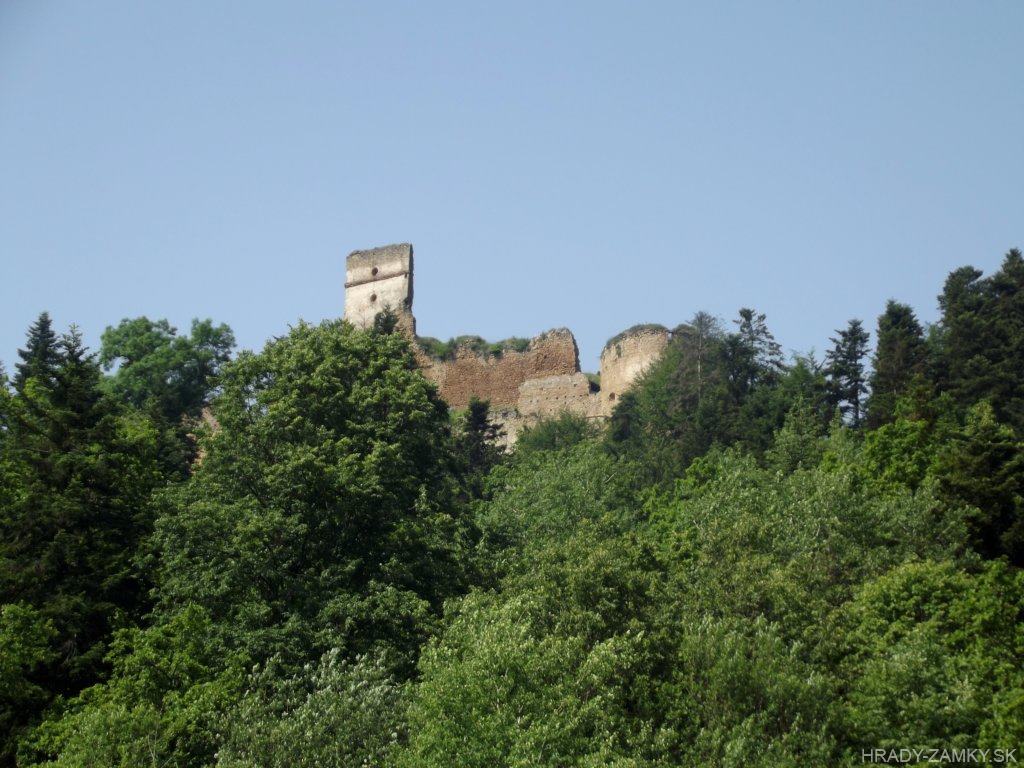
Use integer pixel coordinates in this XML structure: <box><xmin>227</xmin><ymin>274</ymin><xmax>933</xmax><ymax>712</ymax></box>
<box><xmin>2</xmin><ymin>1</ymin><xmax>1022</xmax><ymax>372</ymax></box>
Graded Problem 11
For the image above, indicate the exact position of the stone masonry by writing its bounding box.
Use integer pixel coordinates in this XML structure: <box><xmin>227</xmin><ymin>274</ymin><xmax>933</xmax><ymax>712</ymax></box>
<box><xmin>344</xmin><ymin>244</ymin><xmax>415</xmax><ymax>334</ymax></box>
<box><xmin>343</xmin><ymin>243</ymin><xmax>671</xmax><ymax>443</ymax></box>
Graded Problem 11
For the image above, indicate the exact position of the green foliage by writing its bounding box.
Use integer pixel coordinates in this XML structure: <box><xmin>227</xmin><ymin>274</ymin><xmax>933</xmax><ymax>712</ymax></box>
<box><xmin>660</xmin><ymin>448</ymin><xmax>963</xmax><ymax>643</ymax></box>
<box><xmin>826</xmin><ymin>318</ymin><xmax>870</xmax><ymax>427</ymax></box>
<box><xmin>100</xmin><ymin>316</ymin><xmax>235</xmax><ymax>421</ymax></box>
<box><xmin>217</xmin><ymin>650</ymin><xmax>405</xmax><ymax>768</ymax></box>
<box><xmin>515</xmin><ymin>411</ymin><xmax>600</xmax><ymax>455</ymax></box>
<box><xmin>25</xmin><ymin>605</ymin><xmax>245</xmax><ymax>768</ymax></box>
<box><xmin>13</xmin><ymin>313</ymin><xmax>60</xmax><ymax>391</ymax></box>
<box><xmin>933</xmin><ymin>402</ymin><xmax>1024</xmax><ymax>564</ymax></box>
<box><xmin>451</xmin><ymin>398</ymin><xmax>505</xmax><ymax>499</ymax></box>
<box><xmin>7</xmin><ymin>251</ymin><xmax>1024</xmax><ymax>766</ymax></box>
<box><xmin>98</xmin><ymin>316</ymin><xmax>234</xmax><ymax>474</ymax></box>
<box><xmin>859</xmin><ymin>412</ymin><xmax>939</xmax><ymax>492</ymax></box>
<box><xmin>764</xmin><ymin>402</ymin><xmax>828</xmax><ymax>473</ymax></box>
<box><xmin>476</xmin><ymin>441</ymin><xmax>640</xmax><ymax>575</ymax></box>
<box><xmin>0</xmin><ymin>605</ymin><xmax>54</xmax><ymax>763</ymax></box>
<box><xmin>406</xmin><ymin>430</ymin><xmax>960</xmax><ymax>766</ymax></box>
<box><xmin>398</xmin><ymin>532</ymin><xmax>677</xmax><ymax>768</ymax></box>
<box><xmin>0</xmin><ymin>325</ymin><xmax>167</xmax><ymax>761</ymax></box>
<box><xmin>935</xmin><ymin>250</ymin><xmax>1024</xmax><ymax>431</ymax></box>
<box><xmin>609</xmin><ymin>311</ymin><xmax>830</xmax><ymax>482</ymax></box>
<box><xmin>415</xmin><ymin>334</ymin><xmax>531</xmax><ymax>360</ymax></box>
<box><xmin>833</xmin><ymin>560</ymin><xmax>1024</xmax><ymax>755</ymax></box>
<box><xmin>867</xmin><ymin>300</ymin><xmax>928</xmax><ymax>428</ymax></box>
<box><xmin>148</xmin><ymin>320</ymin><xmax>472</xmax><ymax>672</ymax></box>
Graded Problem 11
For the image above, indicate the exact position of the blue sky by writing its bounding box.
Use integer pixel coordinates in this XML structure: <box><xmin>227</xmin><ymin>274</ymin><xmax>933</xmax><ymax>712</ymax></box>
<box><xmin>2</xmin><ymin>1</ymin><xmax>1022</xmax><ymax>372</ymax></box>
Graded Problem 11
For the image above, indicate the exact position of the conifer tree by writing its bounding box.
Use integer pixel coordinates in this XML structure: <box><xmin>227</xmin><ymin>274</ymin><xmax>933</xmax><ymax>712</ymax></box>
<box><xmin>866</xmin><ymin>301</ymin><xmax>927</xmax><ymax>428</ymax></box>
<box><xmin>937</xmin><ymin>250</ymin><xmax>1024</xmax><ymax>430</ymax></box>
<box><xmin>453</xmin><ymin>398</ymin><xmax>504</xmax><ymax>499</ymax></box>
<box><xmin>826</xmin><ymin>319</ymin><xmax>870</xmax><ymax>427</ymax></box>
<box><xmin>934</xmin><ymin>402</ymin><xmax>1024</xmax><ymax>565</ymax></box>
<box><xmin>732</xmin><ymin>308</ymin><xmax>785</xmax><ymax>393</ymax></box>
<box><xmin>0</xmin><ymin>327</ymin><xmax>163</xmax><ymax>760</ymax></box>
<box><xmin>13</xmin><ymin>312</ymin><xmax>60</xmax><ymax>391</ymax></box>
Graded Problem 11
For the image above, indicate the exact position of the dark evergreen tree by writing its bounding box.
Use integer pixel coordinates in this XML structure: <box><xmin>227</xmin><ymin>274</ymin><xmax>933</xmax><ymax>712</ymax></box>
<box><xmin>934</xmin><ymin>402</ymin><xmax>1024</xmax><ymax>565</ymax></box>
<box><xmin>731</xmin><ymin>307</ymin><xmax>785</xmax><ymax>395</ymax></box>
<box><xmin>609</xmin><ymin>310</ymin><xmax>811</xmax><ymax>480</ymax></box>
<box><xmin>13</xmin><ymin>312</ymin><xmax>60</xmax><ymax>391</ymax></box>
<box><xmin>826</xmin><ymin>319</ymin><xmax>870</xmax><ymax>427</ymax></box>
<box><xmin>452</xmin><ymin>397</ymin><xmax>504</xmax><ymax>499</ymax></box>
<box><xmin>936</xmin><ymin>250</ymin><xmax>1024</xmax><ymax>431</ymax></box>
<box><xmin>0</xmin><ymin>327</ymin><xmax>164</xmax><ymax>762</ymax></box>
<box><xmin>866</xmin><ymin>301</ymin><xmax>927</xmax><ymax>428</ymax></box>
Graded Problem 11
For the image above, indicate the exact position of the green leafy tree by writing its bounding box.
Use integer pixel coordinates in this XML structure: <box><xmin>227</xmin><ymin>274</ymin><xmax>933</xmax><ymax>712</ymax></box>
<box><xmin>0</xmin><ymin>605</ymin><xmax>54</xmax><ymax>764</ymax></box>
<box><xmin>515</xmin><ymin>411</ymin><xmax>600</xmax><ymax>455</ymax></box>
<box><xmin>475</xmin><ymin>440</ymin><xmax>640</xmax><ymax>577</ymax></box>
<box><xmin>765</xmin><ymin>402</ymin><xmax>828</xmax><ymax>473</ymax></box>
<box><xmin>834</xmin><ymin>560</ymin><xmax>1024</xmax><ymax>756</ymax></box>
<box><xmin>608</xmin><ymin>313</ymin><xmax>731</xmax><ymax>481</ymax></box>
<box><xmin>100</xmin><ymin>317</ymin><xmax>234</xmax><ymax>420</ymax></box>
<box><xmin>731</xmin><ymin>308</ymin><xmax>785</xmax><ymax>394</ymax></box>
<box><xmin>867</xmin><ymin>301</ymin><xmax>928</xmax><ymax>427</ymax></box>
<box><xmin>399</xmin><ymin>532</ymin><xmax>684</xmax><ymax>768</ymax></box>
<box><xmin>29</xmin><ymin>320</ymin><xmax>476</xmax><ymax>767</ymax></box>
<box><xmin>99</xmin><ymin>317</ymin><xmax>234</xmax><ymax>474</ymax></box>
<box><xmin>610</xmin><ymin>312</ymin><xmax>828</xmax><ymax>482</ymax></box>
<box><xmin>24</xmin><ymin>606</ymin><xmax>244</xmax><ymax>768</ymax></box>
<box><xmin>217</xmin><ymin>650</ymin><xmax>405</xmax><ymax>768</ymax></box>
<box><xmin>148</xmin><ymin>319</ymin><xmax>472</xmax><ymax>671</ymax></box>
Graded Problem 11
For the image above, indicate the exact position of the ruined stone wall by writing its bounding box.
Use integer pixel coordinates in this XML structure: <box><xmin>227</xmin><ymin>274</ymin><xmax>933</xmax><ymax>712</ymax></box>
<box><xmin>417</xmin><ymin>329</ymin><xmax>579</xmax><ymax>410</ymax></box>
<box><xmin>517</xmin><ymin>372</ymin><xmax>602</xmax><ymax>420</ymax></box>
<box><xmin>344</xmin><ymin>244</ymin><xmax>414</xmax><ymax>332</ymax></box>
<box><xmin>598</xmin><ymin>326</ymin><xmax>671</xmax><ymax>413</ymax></box>
<box><xmin>342</xmin><ymin>243</ymin><xmax>673</xmax><ymax>445</ymax></box>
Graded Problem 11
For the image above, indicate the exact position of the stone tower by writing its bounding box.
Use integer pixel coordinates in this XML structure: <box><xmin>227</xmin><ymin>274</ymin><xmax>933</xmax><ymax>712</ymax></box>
<box><xmin>344</xmin><ymin>243</ymin><xmax>415</xmax><ymax>332</ymax></box>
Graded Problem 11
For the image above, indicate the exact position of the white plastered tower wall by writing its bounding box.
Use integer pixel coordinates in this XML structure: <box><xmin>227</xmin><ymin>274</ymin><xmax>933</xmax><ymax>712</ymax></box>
<box><xmin>344</xmin><ymin>243</ymin><xmax>415</xmax><ymax>332</ymax></box>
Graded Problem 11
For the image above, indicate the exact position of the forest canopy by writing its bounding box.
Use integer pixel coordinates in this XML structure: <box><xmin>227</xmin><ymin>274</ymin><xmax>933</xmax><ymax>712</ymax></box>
<box><xmin>1</xmin><ymin>250</ymin><xmax>1023</xmax><ymax>767</ymax></box>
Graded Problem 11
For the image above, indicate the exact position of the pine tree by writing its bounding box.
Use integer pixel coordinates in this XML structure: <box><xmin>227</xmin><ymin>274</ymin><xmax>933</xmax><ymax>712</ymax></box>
<box><xmin>825</xmin><ymin>319</ymin><xmax>870</xmax><ymax>427</ymax></box>
<box><xmin>13</xmin><ymin>312</ymin><xmax>60</xmax><ymax>391</ymax></box>
<box><xmin>866</xmin><ymin>301</ymin><xmax>927</xmax><ymax>428</ymax></box>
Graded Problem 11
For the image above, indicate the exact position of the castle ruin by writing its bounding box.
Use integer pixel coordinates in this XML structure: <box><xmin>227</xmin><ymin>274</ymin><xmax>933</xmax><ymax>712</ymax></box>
<box><xmin>344</xmin><ymin>243</ymin><xmax>670</xmax><ymax>442</ymax></box>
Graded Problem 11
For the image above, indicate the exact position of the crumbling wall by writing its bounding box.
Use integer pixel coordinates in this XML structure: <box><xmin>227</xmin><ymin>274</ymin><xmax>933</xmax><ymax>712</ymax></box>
<box><xmin>517</xmin><ymin>372</ymin><xmax>602</xmax><ymax>420</ymax></box>
<box><xmin>342</xmin><ymin>243</ymin><xmax>672</xmax><ymax>445</ymax></box>
<box><xmin>418</xmin><ymin>328</ymin><xmax>579</xmax><ymax>410</ymax></box>
<box><xmin>598</xmin><ymin>325</ymin><xmax>671</xmax><ymax>414</ymax></box>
